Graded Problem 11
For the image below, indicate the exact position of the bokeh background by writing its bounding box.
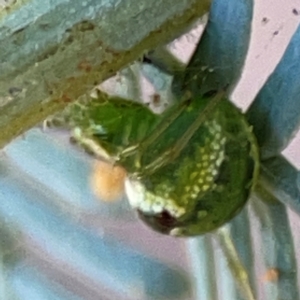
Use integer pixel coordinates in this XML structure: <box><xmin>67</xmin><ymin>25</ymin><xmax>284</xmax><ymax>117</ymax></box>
<box><xmin>0</xmin><ymin>0</ymin><xmax>300</xmax><ymax>299</ymax></box>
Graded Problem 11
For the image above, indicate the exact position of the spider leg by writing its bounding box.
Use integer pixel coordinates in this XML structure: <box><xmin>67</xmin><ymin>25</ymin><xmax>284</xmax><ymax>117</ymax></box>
<box><xmin>142</xmin><ymin>91</ymin><xmax>225</xmax><ymax>175</ymax></box>
<box><xmin>71</xmin><ymin>127</ymin><xmax>114</xmax><ymax>163</ymax></box>
<box><xmin>119</xmin><ymin>92</ymin><xmax>191</xmax><ymax>159</ymax></box>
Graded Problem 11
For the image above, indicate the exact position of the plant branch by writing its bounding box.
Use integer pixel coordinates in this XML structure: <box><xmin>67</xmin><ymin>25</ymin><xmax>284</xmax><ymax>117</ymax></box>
<box><xmin>0</xmin><ymin>0</ymin><xmax>210</xmax><ymax>149</ymax></box>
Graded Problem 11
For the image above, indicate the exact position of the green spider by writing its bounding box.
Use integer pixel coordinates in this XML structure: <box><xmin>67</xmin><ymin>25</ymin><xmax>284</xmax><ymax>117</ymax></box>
<box><xmin>51</xmin><ymin>88</ymin><xmax>259</xmax><ymax>237</ymax></box>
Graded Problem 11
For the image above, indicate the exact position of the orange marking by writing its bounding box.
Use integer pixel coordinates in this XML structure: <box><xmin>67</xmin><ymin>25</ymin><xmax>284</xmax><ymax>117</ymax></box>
<box><xmin>90</xmin><ymin>160</ymin><xmax>127</xmax><ymax>202</ymax></box>
<box><xmin>262</xmin><ymin>268</ymin><xmax>279</xmax><ymax>282</ymax></box>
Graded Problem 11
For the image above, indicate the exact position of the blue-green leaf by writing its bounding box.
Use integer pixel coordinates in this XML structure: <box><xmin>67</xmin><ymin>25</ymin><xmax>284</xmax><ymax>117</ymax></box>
<box><xmin>247</xmin><ymin>25</ymin><xmax>300</xmax><ymax>159</ymax></box>
<box><xmin>173</xmin><ymin>0</ymin><xmax>254</xmax><ymax>97</ymax></box>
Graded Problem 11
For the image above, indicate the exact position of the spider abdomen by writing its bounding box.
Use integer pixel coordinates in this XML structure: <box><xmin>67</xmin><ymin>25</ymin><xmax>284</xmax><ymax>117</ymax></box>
<box><xmin>125</xmin><ymin>98</ymin><xmax>259</xmax><ymax>236</ymax></box>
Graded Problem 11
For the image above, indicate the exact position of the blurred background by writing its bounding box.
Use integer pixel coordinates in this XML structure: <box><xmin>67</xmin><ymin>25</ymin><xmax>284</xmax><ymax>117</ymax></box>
<box><xmin>0</xmin><ymin>0</ymin><xmax>300</xmax><ymax>299</ymax></box>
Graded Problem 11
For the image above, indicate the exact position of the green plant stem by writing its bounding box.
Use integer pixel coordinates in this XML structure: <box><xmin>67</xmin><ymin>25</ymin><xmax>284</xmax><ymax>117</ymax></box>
<box><xmin>216</xmin><ymin>227</ymin><xmax>255</xmax><ymax>300</ymax></box>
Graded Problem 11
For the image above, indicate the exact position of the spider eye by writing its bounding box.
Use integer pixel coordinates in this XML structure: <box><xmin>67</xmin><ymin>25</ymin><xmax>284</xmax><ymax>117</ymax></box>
<box><xmin>137</xmin><ymin>209</ymin><xmax>179</xmax><ymax>234</ymax></box>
